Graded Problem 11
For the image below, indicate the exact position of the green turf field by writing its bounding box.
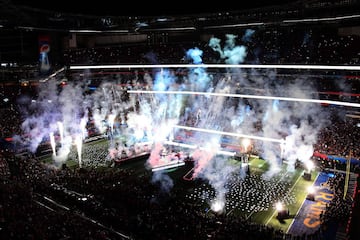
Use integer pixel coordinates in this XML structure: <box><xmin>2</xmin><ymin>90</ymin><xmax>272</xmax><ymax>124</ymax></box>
<box><xmin>41</xmin><ymin>139</ymin><xmax>317</xmax><ymax>233</ymax></box>
<box><xmin>181</xmin><ymin>155</ymin><xmax>318</xmax><ymax>233</ymax></box>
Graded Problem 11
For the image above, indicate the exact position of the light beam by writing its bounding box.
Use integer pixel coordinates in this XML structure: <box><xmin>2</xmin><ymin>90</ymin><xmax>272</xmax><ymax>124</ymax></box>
<box><xmin>70</xmin><ymin>63</ymin><xmax>360</xmax><ymax>71</ymax></box>
<box><xmin>128</xmin><ymin>90</ymin><xmax>360</xmax><ymax>108</ymax></box>
<box><xmin>171</xmin><ymin>126</ymin><xmax>283</xmax><ymax>143</ymax></box>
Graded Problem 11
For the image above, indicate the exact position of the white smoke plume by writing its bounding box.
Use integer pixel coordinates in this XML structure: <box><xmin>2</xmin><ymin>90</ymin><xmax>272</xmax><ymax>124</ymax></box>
<box><xmin>16</xmin><ymin>31</ymin><xmax>332</xmax><ymax>208</ymax></box>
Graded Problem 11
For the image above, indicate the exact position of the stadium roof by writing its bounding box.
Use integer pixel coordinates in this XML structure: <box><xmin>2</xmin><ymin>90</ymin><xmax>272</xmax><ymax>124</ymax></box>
<box><xmin>8</xmin><ymin>0</ymin><xmax>302</xmax><ymax>17</ymax></box>
<box><xmin>0</xmin><ymin>0</ymin><xmax>358</xmax><ymax>32</ymax></box>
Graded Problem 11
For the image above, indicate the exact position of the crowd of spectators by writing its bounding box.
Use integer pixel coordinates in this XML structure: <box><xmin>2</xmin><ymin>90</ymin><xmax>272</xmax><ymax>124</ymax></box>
<box><xmin>0</xmin><ymin>108</ymin><xmax>22</xmax><ymax>138</ymax></box>
<box><xmin>61</xmin><ymin>28</ymin><xmax>360</xmax><ymax>67</ymax></box>
<box><xmin>0</xmin><ymin>156</ymin><xmax>118</xmax><ymax>239</ymax></box>
<box><xmin>319</xmin><ymin>172</ymin><xmax>354</xmax><ymax>239</ymax></box>
<box><xmin>314</xmin><ymin>114</ymin><xmax>360</xmax><ymax>159</ymax></box>
<box><xmin>0</xmin><ymin>154</ymin><xmax>326</xmax><ymax>240</ymax></box>
<box><xmin>0</xmin><ymin>96</ymin><xmax>359</xmax><ymax>239</ymax></box>
<box><xmin>1</xmin><ymin>25</ymin><xmax>360</xmax><ymax>239</ymax></box>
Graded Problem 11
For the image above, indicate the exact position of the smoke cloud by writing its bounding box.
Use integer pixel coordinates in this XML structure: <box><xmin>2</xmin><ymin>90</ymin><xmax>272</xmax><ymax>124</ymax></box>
<box><xmin>16</xmin><ymin>31</ymin><xmax>332</xmax><ymax>208</ymax></box>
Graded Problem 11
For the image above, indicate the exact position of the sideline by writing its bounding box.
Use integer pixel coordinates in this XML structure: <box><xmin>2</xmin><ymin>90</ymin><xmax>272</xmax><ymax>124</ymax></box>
<box><xmin>286</xmin><ymin>172</ymin><xmax>320</xmax><ymax>233</ymax></box>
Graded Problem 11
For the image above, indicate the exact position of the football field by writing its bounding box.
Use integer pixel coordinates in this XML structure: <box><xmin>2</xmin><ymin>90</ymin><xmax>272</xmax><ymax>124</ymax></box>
<box><xmin>178</xmin><ymin>156</ymin><xmax>319</xmax><ymax>233</ymax></box>
<box><xmin>42</xmin><ymin>139</ymin><xmax>322</xmax><ymax>236</ymax></box>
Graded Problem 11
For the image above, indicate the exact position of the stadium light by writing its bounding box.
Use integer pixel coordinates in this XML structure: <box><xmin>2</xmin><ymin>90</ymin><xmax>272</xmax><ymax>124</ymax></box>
<box><xmin>306</xmin><ymin>186</ymin><xmax>316</xmax><ymax>201</ymax></box>
<box><xmin>210</xmin><ymin>199</ymin><xmax>225</xmax><ymax>214</ymax></box>
<box><xmin>275</xmin><ymin>201</ymin><xmax>283</xmax><ymax>211</ymax></box>
<box><xmin>242</xmin><ymin>138</ymin><xmax>251</xmax><ymax>153</ymax></box>
<box><xmin>172</xmin><ymin>125</ymin><xmax>283</xmax><ymax>143</ymax></box>
<box><xmin>69</xmin><ymin>63</ymin><xmax>360</xmax><ymax>71</ymax></box>
<box><xmin>275</xmin><ymin>201</ymin><xmax>289</xmax><ymax>220</ymax></box>
<box><xmin>303</xmin><ymin>160</ymin><xmax>314</xmax><ymax>181</ymax></box>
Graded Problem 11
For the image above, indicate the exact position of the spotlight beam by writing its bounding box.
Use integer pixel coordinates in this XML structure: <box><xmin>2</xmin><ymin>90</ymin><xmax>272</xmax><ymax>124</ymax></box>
<box><xmin>172</xmin><ymin>125</ymin><xmax>283</xmax><ymax>143</ymax></box>
<box><xmin>70</xmin><ymin>64</ymin><xmax>360</xmax><ymax>71</ymax></box>
<box><xmin>128</xmin><ymin>90</ymin><xmax>360</xmax><ymax>108</ymax></box>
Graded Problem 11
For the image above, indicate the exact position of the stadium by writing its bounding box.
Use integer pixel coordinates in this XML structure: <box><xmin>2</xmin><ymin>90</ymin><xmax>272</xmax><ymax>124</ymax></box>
<box><xmin>0</xmin><ymin>1</ymin><xmax>360</xmax><ymax>240</ymax></box>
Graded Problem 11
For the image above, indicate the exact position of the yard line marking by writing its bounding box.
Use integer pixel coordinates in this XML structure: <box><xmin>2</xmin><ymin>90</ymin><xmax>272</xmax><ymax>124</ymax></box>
<box><xmin>265</xmin><ymin>170</ymin><xmax>305</xmax><ymax>226</ymax></box>
<box><xmin>286</xmin><ymin>172</ymin><xmax>320</xmax><ymax>234</ymax></box>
